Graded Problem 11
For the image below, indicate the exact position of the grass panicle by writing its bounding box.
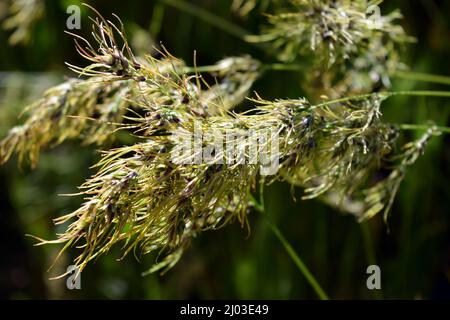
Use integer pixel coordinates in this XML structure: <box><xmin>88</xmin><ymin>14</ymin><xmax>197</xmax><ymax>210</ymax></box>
<box><xmin>33</xmin><ymin>90</ymin><xmax>440</xmax><ymax>275</ymax></box>
<box><xmin>247</xmin><ymin>0</ymin><xmax>414</xmax><ymax>99</ymax></box>
<box><xmin>0</xmin><ymin>7</ymin><xmax>260</xmax><ymax>167</ymax></box>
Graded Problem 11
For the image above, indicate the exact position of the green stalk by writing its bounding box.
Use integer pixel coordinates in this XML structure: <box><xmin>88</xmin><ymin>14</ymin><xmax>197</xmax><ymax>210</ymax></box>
<box><xmin>250</xmin><ymin>195</ymin><xmax>330</xmax><ymax>300</ymax></box>
<box><xmin>182</xmin><ymin>65</ymin><xmax>228</xmax><ymax>74</ymax></box>
<box><xmin>314</xmin><ymin>90</ymin><xmax>450</xmax><ymax>108</ymax></box>
<box><xmin>261</xmin><ymin>63</ymin><xmax>306</xmax><ymax>72</ymax></box>
<box><xmin>183</xmin><ymin>63</ymin><xmax>307</xmax><ymax>74</ymax></box>
<box><xmin>266</xmin><ymin>219</ymin><xmax>330</xmax><ymax>300</ymax></box>
<box><xmin>158</xmin><ymin>0</ymin><xmax>250</xmax><ymax>40</ymax></box>
<box><xmin>393</xmin><ymin>71</ymin><xmax>450</xmax><ymax>86</ymax></box>
<box><xmin>397</xmin><ymin>123</ymin><xmax>450</xmax><ymax>134</ymax></box>
<box><xmin>150</xmin><ymin>3</ymin><xmax>165</xmax><ymax>38</ymax></box>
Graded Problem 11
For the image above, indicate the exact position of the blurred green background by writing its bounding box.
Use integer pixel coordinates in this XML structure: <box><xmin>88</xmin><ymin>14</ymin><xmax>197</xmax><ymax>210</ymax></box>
<box><xmin>0</xmin><ymin>0</ymin><xmax>449</xmax><ymax>299</ymax></box>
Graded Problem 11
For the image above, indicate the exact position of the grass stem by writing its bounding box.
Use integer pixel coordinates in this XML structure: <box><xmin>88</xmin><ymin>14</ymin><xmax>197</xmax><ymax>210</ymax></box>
<box><xmin>150</xmin><ymin>3</ymin><xmax>165</xmax><ymax>38</ymax></box>
<box><xmin>314</xmin><ymin>90</ymin><xmax>450</xmax><ymax>108</ymax></box>
<box><xmin>266</xmin><ymin>218</ymin><xmax>330</xmax><ymax>300</ymax></box>
<box><xmin>397</xmin><ymin>123</ymin><xmax>450</xmax><ymax>134</ymax></box>
<box><xmin>393</xmin><ymin>71</ymin><xmax>450</xmax><ymax>86</ymax></box>
<box><xmin>158</xmin><ymin>0</ymin><xmax>250</xmax><ymax>40</ymax></box>
<box><xmin>250</xmin><ymin>195</ymin><xmax>330</xmax><ymax>300</ymax></box>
